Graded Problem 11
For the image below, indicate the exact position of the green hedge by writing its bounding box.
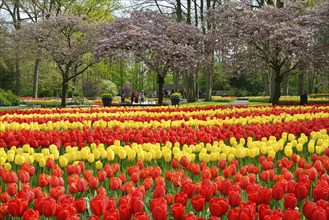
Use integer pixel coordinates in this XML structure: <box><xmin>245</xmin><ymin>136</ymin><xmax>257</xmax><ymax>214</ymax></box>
<box><xmin>0</xmin><ymin>89</ymin><xmax>20</xmax><ymax>106</ymax></box>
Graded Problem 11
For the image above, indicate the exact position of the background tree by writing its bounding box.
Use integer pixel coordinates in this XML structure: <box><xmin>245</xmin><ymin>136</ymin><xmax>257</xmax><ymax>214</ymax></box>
<box><xmin>95</xmin><ymin>11</ymin><xmax>204</xmax><ymax>105</ymax></box>
<box><xmin>19</xmin><ymin>14</ymin><xmax>98</xmax><ymax>106</ymax></box>
<box><xmin>208</xmin><ymin>0</ymin><xmax>317</xmax><ymax>105</ymax></box>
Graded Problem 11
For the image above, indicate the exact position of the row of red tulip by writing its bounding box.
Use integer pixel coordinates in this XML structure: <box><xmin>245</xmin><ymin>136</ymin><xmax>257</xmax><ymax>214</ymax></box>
<box><xmin>1</xmin><ymin>149</ymin><xmax>329</xmax><ymax>219</ymax></box>
<box><xmin>0</xmin><ymin>117</ymin><xmax>328</xmax><ymax>149</ymax></box>
<box><xmin>1</xmin><ymin>105</ymin><xmax>327</xmax><ymax>124</ymax></box>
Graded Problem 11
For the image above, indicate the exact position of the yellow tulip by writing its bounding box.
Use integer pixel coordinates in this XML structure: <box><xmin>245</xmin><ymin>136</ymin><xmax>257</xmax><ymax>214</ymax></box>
<box><xmin>14</xmin><ymin>154</ymin><xmax>25</xmax><ymax>165</ymax></box>
<box><xmin>7</xmin><ymin>153</ymin><xmax>15</xmax><ymax>162</ymax></box>
<box><xmin>87</xmin><ymin>154</ymin><xmax>95</xmax><ymax>163</ymax></box>
<box><xmin>210</xmin><ymin>152</ymin><xmax>219</xmax><ymax>161</ymax></box>
<box><xmin>227</xmin><ymin>153</ymin><xmax>235</xmax><ymax>161</ymax></box>
<box><xmin>118</xmin><ymin>149</ymin><xmax>127</xmax><ymax>160</ymax></box>
<box><xmin>144</xmin><ymin>152</ymin><xmax>152</xmax><ymax>162</ymax></box>
<box><xmin>23</xmin><ymin>144</ymin><xmax>30</xmax><ymax>152</ymax></box>
<box><xmin>138</xmin><ymin>152</ymin><xmax>145</xmax><ymax>161</ymax></box>
<box><xmin>0</xmin><ymin>157</ymin><xmax>6</xmax><ymax>165</ymax></box>
<box><xmin>93</xmin><ymin>149</ymin><xmax>101</xmax><ymax>160</ymax></box>
<box><xmin>95</xmin><ymin>160</ymin><xmax>103</xmax><ymax>170</ymax></box>
<box><xmin>59</xmin><ymin>157</ymin><xmax>68</xmax><ymax>167</ymax></box>
<box><xmin>41</xmin><ymin>148</ymin><xmax>50</xmax><ymax>156</ymax></box>
<box><xmin>4</xmin><ymin>163</ymin><xmax>11</xmax><ymax>170</ymax></box>
<box><xmin>163</xmin><ymin>152</ymin><xmax>171</xmax><ymax>162</ymax></box>
<box><xmin>114</xmin><ymin>140</ymin><xmax>121</xmax><ymax>146</ymax></box>
<box><xmin>39</xmin><ymin>158</ymin><xmax>46</xmax><ymax>167</ymax></box>
<box><xmin>284</xmin><ymin>147</ymin><xmax>293</xmax><ymax>157</ymax></box>
<box><xmin>316</xmin><ymin>145</ymin><xmax>324</xmax><ymax>154</ymax></box>
<box><xmin>296</xmin><ymin>143</ymin><xmax>303</xmax><ymax>152</ymax></box>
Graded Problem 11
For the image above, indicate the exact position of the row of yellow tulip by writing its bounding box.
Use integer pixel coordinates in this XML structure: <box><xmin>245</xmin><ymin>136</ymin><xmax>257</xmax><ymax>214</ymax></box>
<box><xmin>0</xmin><ymin>111</ymin><xmax>328</xmax><ymax>132</ymax></box>
<box><xmin>1</xmin><ymin>130</ymin><xmax>327</xmax><ymax>171</ymax></box>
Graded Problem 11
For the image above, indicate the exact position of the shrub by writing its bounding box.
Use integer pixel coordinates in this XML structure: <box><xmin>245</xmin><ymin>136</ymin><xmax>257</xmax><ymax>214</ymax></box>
<box><xmin>0</xmin><ymin>89</ymin><xmax>20</xmax><ymax>106</ymax></box>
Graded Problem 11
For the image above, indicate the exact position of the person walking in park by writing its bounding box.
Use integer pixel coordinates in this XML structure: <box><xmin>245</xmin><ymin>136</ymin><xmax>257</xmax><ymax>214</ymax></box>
<box><xmin>134</xmin><ymin>91</ymin><xmax>139</xmax><ymax>103</ymax></box>
<box><xmin>140</xmin><ymin>90</ymin><xmax>145</xmax><ymax>103</ymax></box>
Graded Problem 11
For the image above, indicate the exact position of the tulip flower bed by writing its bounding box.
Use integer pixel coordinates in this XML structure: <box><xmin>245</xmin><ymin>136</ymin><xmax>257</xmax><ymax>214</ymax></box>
<box><xmin>0</xmin><ymin>105</ymin><xmax>328</xmax><ymax>220</ymax></box>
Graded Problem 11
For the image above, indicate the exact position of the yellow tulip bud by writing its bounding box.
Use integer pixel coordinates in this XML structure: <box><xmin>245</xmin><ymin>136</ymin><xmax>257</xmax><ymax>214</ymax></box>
<box><xmin>27</xmin><ymin>156</ymin><xmax>34</xmax><ymax>164</ymax></box>
<box><xmin>227</xmin><ymin>153</ymin><xmax>235</xmax><ymax>161</ymax></box>
<box><xmin>15</xmin><ymin>154</ymin><xmax>25</xmax><ymax>165</ymax></box>
<box><xmin>59</xmin><ymin>157</ymin><xmax>68</xmax><ymax>167</ymax></box>
<box><xmin>95</xmin><ymin>160</ymin><xmax>103</xmax><ymax>170</ymax></box>
<box><xmin>93</xmin><ymin>149</ymin><xmax>101</xmax><ymax>160</ymax></box>
<box><xmin>41</xmin><ymin>148</ymin><xmax>50</xmax><ymax>155</ymax></box>
<box><xmin>23</xmin><ymin>144</ymin><xmax>30</xmax><ymax>152</ymax></box>
<box><xmin>114</xmin><ymin>140</ymin><xmax>121</xmax><ymax>146</ymax></box>
<box><xmin>268</xmin><ymin>150</ymin><xmax>276</xmax><ymax>158</ymax></box>
<box><xmin>88</xmin><ymin>154</ymin><xmax>95</xmax><ymax>163</ymax></box>
<box><xmin>7</xmin><ymin>153</ymin><xmax>14</xmax><ymax>162</ymax></box>
<box><xmin>163</xmin><ymin>153</ymin><xmax>171</xmax><ymax>163</ymax></box>
<box><xmin>4</xmin><ymin>162</ymin><xmax>11</xmax><ymax>170</ymax></box>
<box><xmin>0</xmin><ymin>157</ymin><xmax>6</xmax><ymax>165</ymax></box>
<box><xmin>107</xmin><ymin>149</ymin><xmax>115</xmax><ymax>161</ymax></box>
<box><xmin>118</xmin><ymin>149</ymin><xmax>127</xmax><ymax>160</ymax></box>
<box><xmin>39</xmin><ymin>158</ymin><xmax>46</xmax><ymax>167</ymax></box>
<box><xmin>144</xmin><ymin>152</ymin><xmax>152</xmax><ymax>162</ymax></box>
<box><xmin>296</xmin><ymin>143</ymin><xmax>303</xmax><ymax>152</ymax></box>
<box><xmin>284</xmin><ymin>147</ymin><xmax>293</xmax><ymax>157</ymax></box>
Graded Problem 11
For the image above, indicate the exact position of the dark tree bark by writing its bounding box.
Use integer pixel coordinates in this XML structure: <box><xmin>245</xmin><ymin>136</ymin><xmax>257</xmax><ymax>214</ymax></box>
<box><xmin>157</xmin><ymin>73</ymin><xmax>165</xmax><ymax>105</ymax></box>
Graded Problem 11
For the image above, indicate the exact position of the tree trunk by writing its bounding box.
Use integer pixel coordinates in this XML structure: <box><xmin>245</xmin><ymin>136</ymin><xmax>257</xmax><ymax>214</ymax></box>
<box><xmin>157</xmin><ymin>73</ymin><xmax>165</xmax><ymax>105</ymax></box>
<box><xmin>195</xmin><ymin>73</ymin><xmax>199</xmax><ymax>100</ymax></box>
<box><xmin>194</xmin><ymin>0</ymin><xmax>198</xmax><ymax>27</ymax></box>
<box><xmin>271</xmin><ymin>69</ymin><xmax>283</xmax><ymax>105</ymax></box>
<box><xmin>176</xmin><ymin>0</ymin><xmax>182</xmax><ymax>22</ymax></box>
<box><xmin>298</xmin><ymin>70</ymin><xmax>305</xmax><ymax>95</ymax></box>
<box><xmin>32</xmin><ymin>51</ymin><xmax>41</xmax><ymax>98</ymax></box>
<box><xmin>61</xmin><ymin>78</ymin><xmax>68</xmax><ymax>107</ymax></box>
<box><xmin>186</xmin><ymin>74</ymin><xmax>196</xmax><ymax>102</ymax></box>
<box><xmin>263</xmin><ymin>67</ymin><xmax>270</xmax><ymax>96</ymax></box>
<box><xmin>187</xmin><ymin>0</ymin><xmax>191</xmax><ymax>24</ymax></box>
<box><xmin>205</xmin><ymin>69</ymin><xmax>213</xmax><ymax>101</ymax></box>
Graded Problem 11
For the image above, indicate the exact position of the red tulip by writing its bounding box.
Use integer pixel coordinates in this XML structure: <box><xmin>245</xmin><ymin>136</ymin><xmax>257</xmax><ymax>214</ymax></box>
<box><xmin>75</xmin><ymin>198</ymin><xmax>87</xmax><ymax>213</ymax></box>
<box><xmin>200</xmin><ymin>185</ymin><xmax>213</xmax><ymax>202</ymax></box>
<box><xmin>152</xmin><ymin>202</ymin><xmax>167</xmax><ymax>220</ymax></box>
<box><xmin>183</xmin><ymin>213</ymin><xmax>203</xmax><ymax>219</ymax></box>
<box><xmin>6</xmin><ymin>183</ymin><xmax>18</xmax><ymax>196</ymax></box>
<box><xmin>98</xmin><ymin>170</ymin><xmax>107</xmax><ymax>182</ymax></box>
<box><xmin>88</xmin><ymin>216</ymin><xmax>100</xmax><ymax>220</ymax></box>
<box><xmin>134</xmin><ymin>211</ymin><xmax>150</xmax><ymax>220</ymax></box>
<box><xmin>119</xmin><ymin>204</ymin><xmax>132</xmax><ymax>220</ymax></box>
<box><xmin>174</xmin><ymin>192</ymin><xmax>188</xmax><ymax>206</ymax></box>
<box><xmin>89</xmin><ymin>176</ymin><xmax>99</xmax><ymax>190</ymax></box>
<box><xmin>294</xmin><ymin>182</ymin><xmax>309</xmax><ymax>200</ymax></box>
<box><xmin>153</xmin><ymin>185</ymin><xmax>166</xmax><ymax>198</ymax></box>
<box><xmin>228</xmin><ymin>208</ymin><xmax>239</xmax><ymax>220</ymax></box>
<box><xmin>41</xmin><ymin>197</ymin><xmax>57</xmax><ymax>217</ymax></box>
<box><xmin>220</xmin><ymin>180</ymin><xmax>232</xmax><ymax>196</ymax></box>
<box><xmin>90</xmin><ymin>195</ymin><xmax>109</xmax><ymax>216</ymax></box>
<box><xmin>103</xmin><ymin>209</ymin><xmax>120</xmax><ymax>220</ymax></box>
<box><xmin>284</xmin><ymin>193</ymin><xmax>297</xmax><ymax>210</ymax></box>
<box><xmin>171</xmin><ymin>203</ymin><xmax>185</xmax><ymax>220</ymax></box>
<box><xmin>132</xmin><ymin>198</ymin><xmax>145</xmax><ymax>214</ymax></box>
<box><xmin>77</xmin><ymin>178</ymin><xmax>88</xmax><ymax>193</ymax></box>
<box><xmin>229</xmin><ymin>190</ymin><xmax>241</xmax><ymax>207</ymax></box>
<box><xmin>23</xmin><ymin>209</ymin><xmax>40</xmax><ymax>220</ymax></box>
<box><xmin>7</xmin><ymin>198</ymin><xmax>28</xmax><ymax>217</ymax></box>
<box><xmin>259</xmin><ymin>204</ymin><xmax>272</xmax><ymax>220</ymax></box>
<box><xmin>110</xmin><ymin>177</ymin><xmax>122</xmax><ymax>190</ymax></box>
<box><xmin>0</xmin><ymin>203</ymin><xmax>8</xmax><ymax>220</ymax></box>
<box><xmin>0</xmin><ymin>192</ymin><xmax>10</xmax><ymax>203</ymax></box>
<box><xmin>18</xmin><ymin>170</ymin><xmax>30</xmax><ymax>183</ymax></box>
<box><xmin>182</xmin><ymin>182</ymin><xmax>194</xmax><ymax>198</ymax></box>
<box><xmin>209</xmin><ymin>198</ymin><xmax>229</xmax><ymax>217</ymax></box>
<box><xmin>311</xmin><ymin>206</ymin><xmax>327</xmax><ymax>220</ymax></box>
<box><xmin>283</xmin><ymin>208</ymin><xmax>300</xmax><ymax>220</ymax></box>
<box><xmin>38</xmin><ymin>174</ymin><xmax>50</xmax><ymax>188</ymax></box>
<box><xmin>272</xmin><ymin>184</ymin><xmax>284</xmax><ymax>200</ymax></box>
<box><xmin>49</xmin><ymin>186</ymin><xmax>65</xmax><ymax>200</ymax></box>
<box><xmin>191</xmin><ymin>195</ymin><xmax>205</xmax><ymax>212</ymax></box>
<box><xmin>303</xmin><ymin>201</ymin><xmax>317</xmax><ymax>219</ymax></box>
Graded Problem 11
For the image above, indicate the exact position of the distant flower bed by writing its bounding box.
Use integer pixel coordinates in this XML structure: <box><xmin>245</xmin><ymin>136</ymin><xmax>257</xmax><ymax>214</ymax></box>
<box><xmin>212</xmin><ymin>96</ymin><xmax>236</xmax><ymax>102</ymax></box>
<box><xmin>249</xmin><ymin>96</ymin><xmax>329</xmax><ymax>105</ymax></box>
